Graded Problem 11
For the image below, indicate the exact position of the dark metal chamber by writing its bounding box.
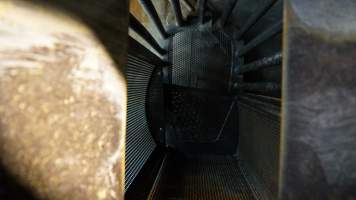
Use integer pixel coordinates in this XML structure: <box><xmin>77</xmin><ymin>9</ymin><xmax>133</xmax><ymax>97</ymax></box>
<box><xmin>126</xmin><ymin>0</ymin><xmax>281</xmax><ymax>199</ymax></box>
<box><xmin>126</xmin><ymin>0</ymin><xmax>356</xmax><ymax>200</ymax></box>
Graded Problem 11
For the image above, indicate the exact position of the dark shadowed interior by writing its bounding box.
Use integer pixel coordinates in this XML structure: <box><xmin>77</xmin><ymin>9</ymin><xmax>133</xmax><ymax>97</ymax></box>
<box><xmin>126</xmin><ymin>0</ymin><xmax>282</xmax><ymax>199</ymax></box>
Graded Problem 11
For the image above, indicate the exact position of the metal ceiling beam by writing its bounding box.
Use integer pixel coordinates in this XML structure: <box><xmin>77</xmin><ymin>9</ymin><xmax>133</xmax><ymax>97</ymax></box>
<box><xmin>181</xmin><ymin>0</ymin><xmax>194</xmax><ymax>12</ymax></box>
<box><xmin>236</xmin><ymin>0</ymin><xmax>278</xmax><ymax>39</ymax></box>
<box><xmin>238</xmin><ymin>82</ymin><xmax>280</xmax><ymax>92</ymax></box>
<box><xmin>138</xmin><ymin>0</ymin><xmax>168</xmax><ymax>39</ymax></box>
<box><xmin>169</xmin><ymin>0</ymin><xmax>184</xmax><ymax>27</ymax></box>
<box><xmin>197</xmin><ymin>0</ymin><xmax>207</xmax><ymax>24</ymax></box>
<box><xmin>129</xmin><ymin>14</ymin><xmax>167</xmax><ymax>55</ymax></box>
<box><xmin>217</xmin><ymin>0</ymin><xmax>239</xmax><ymax>28</ymax></box>
<box><xmin>238</xmin><ymin>20</ymin><xmax>282</xmax><ymax>56</ymax></box>
<box><xmin>238</xmin><ymin>52</ymin><xmax>282</xmax><ymax>74</ymax></box>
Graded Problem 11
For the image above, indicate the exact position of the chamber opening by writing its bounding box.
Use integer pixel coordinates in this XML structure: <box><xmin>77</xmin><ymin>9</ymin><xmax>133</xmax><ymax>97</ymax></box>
<box><xmin>126</xmin><ymin>0</ymin><xmax>281</xmax><ymax>199</ymax></box>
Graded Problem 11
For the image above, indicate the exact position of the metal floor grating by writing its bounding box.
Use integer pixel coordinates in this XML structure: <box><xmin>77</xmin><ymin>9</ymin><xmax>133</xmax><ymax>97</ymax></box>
<box><xmin>150</xmin><ymin>154</ymin><xmax>256</xmax><ymax>200</ymax></box>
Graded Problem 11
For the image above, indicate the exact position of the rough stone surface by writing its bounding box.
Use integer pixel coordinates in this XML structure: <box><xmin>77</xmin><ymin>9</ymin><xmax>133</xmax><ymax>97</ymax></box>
<box><xmin>0</xmin><ymin>1</ymin><xmax>127</xmax><ymax>199</ymax></box>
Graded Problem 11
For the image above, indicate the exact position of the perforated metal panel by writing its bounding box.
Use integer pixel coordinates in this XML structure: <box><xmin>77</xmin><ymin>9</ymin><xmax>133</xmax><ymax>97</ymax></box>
<box><xmin>126</xmin><ymin>55</ymin><xmax>157</xmax><ymax>190</ymax></box>
<box><xmin>170</xmin><ymin>27</ymin><xmax>233</xmax><ymax>91</ymax></box>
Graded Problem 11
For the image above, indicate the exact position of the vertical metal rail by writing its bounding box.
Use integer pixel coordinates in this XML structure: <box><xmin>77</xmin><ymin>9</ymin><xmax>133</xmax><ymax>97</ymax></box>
<box><xmin>197</xmin><ymin>0</ymin><xmax>207</xmax><ymax>24</ymax></box>
<box><xmin>130</xmin><ymin>14</ymin><xmax>167</xmax><ymax>55</ymax></box>
<box><xmin>218</xmin><ymin>0</ymin><xmax>239</xmax><ymax>28</ymax></box>
<box><xmin>236</xmin><ymin>0</ymin><xmax>278</xmax><ymax>39</ymax></box>
<box><xmin>238</xmin><ymin>20</ymin><xmax>282</xmax><ymax>56</ymax></box>
<box><xmin>138</xmin><ymin>0</ymin><xmax>168</xmax><ymax>39</ymax></box>
<box><xmin>280</xmin><ymin>0</ymin><xmax>356</xmax><ymax>199</ymax></box>
<box><xmin>169</xmin><ymin>0</ymin><xmax>184</xmax><ymax>26</ymax></box>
